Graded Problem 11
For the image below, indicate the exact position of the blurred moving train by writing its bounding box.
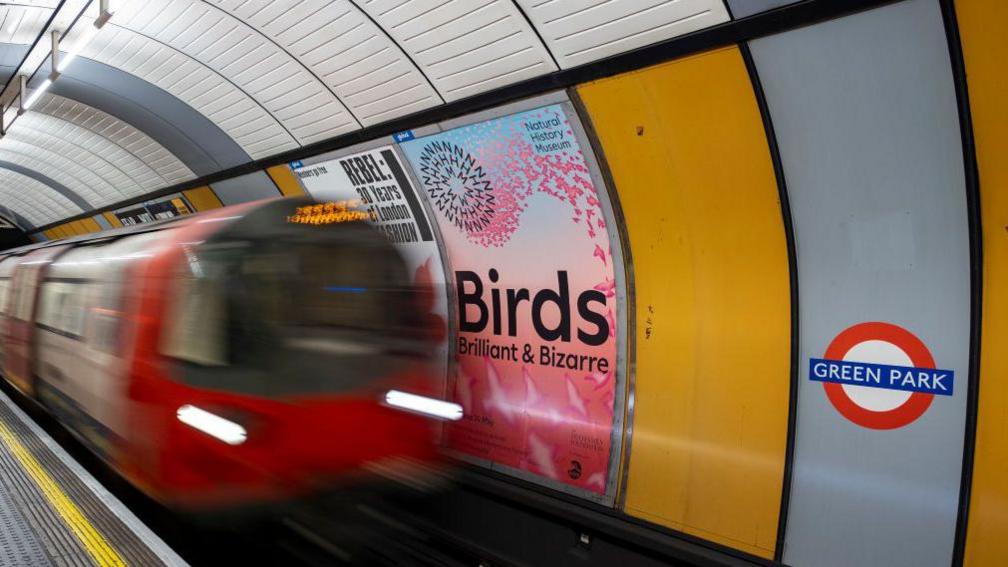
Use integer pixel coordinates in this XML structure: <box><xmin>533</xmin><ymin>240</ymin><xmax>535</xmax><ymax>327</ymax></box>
<box><xmin>0</xmin><ymin>197</ymin><xmax>450</xmax><ymax>512</ymax></box>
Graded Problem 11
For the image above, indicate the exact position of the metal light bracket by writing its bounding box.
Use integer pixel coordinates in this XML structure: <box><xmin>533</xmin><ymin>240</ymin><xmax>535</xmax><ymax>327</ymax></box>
<box><xmin>17</xmin><ymin>75</ymin><xmax>25</xmax><ymax>115</ymax></box>
<box><xmin>49</xmin><ymin>30</ymin><xmax>60</xmax><ymax>81</ymax></box>
<box><xmin>95</xmin><ymin>0</ymin><xmax>112</xmax><ymax>27</ymax></box>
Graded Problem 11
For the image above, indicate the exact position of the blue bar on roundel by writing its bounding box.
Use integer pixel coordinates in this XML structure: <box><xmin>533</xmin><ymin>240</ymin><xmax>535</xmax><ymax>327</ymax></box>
<box><xmin>808</xmin><ymin>358</ymin><xmax>954</xmax><ymax>396</ymax></box>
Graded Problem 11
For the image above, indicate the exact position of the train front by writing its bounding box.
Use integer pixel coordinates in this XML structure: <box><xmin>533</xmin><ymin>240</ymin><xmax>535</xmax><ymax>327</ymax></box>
<box><xmin>125</xmin><ymin>197</ymin><xmax>453</xmax><ymax>516</ymax></box>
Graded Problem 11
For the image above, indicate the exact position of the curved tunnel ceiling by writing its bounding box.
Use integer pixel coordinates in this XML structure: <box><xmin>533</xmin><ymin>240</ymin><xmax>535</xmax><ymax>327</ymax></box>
<box><xmin>0</xmin><ymin>0</ymin><xmax>734</xmax><ymax>230</ymax></box>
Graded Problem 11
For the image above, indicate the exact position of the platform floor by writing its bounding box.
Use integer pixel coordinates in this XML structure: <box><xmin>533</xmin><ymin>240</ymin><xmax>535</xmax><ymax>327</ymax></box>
<box><xmin>0</xmin><ymin>389</ymin><xmax>186</xmax><ymax>566</ymax></box>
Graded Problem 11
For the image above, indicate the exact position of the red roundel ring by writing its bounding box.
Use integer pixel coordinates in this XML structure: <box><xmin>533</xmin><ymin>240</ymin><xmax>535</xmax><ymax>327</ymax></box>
<box><xmin>821</xmin><ymin>322</ymin><xmax>936</xmax><ymax>430</ymax></box>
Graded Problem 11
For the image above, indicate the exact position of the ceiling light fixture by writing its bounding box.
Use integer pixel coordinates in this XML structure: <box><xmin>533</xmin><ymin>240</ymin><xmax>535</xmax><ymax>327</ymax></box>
<box><xmin>5</xmin><ymin>0</ymin><xmax>114</xmax><ymax>131</ymax></box>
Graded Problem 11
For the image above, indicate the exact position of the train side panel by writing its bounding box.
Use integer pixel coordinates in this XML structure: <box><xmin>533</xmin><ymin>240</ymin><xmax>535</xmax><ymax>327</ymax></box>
<box><xmin>0</xmin><ymin>255</ymin><xmax>22</xmax><ymax>367</ymax></box>
<box><xmin>34</xmin><ymin>231</ymin><xmax>168</xmax><ymax>460</ymax></box>
<box><xmin>3</xmin><ymin>246</ymin><xmax>69</xmax><ymax>396</ymax></box>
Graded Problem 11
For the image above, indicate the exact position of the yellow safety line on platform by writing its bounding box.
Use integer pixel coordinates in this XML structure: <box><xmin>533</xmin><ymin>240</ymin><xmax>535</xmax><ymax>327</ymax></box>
<box><xmin>0</xmin><ymin>421</ymin><xmax>126</xmax><ymax>566</ymax></box>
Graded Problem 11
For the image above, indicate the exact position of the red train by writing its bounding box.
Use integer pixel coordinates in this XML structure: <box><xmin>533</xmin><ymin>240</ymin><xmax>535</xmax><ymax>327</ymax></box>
<box><xmin>0</xmin><ymin>197</ymin><xmax>452</xmax><ymax>512</ymax></box>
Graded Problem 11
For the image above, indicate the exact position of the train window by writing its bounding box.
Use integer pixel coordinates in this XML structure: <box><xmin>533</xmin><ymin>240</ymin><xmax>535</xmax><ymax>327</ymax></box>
<box><xmin>87</xmin><ymin>283</ymin><xmax>123</xmax><ymax>355</ymax></box>
<box><xmin>90</xmin><ymin>310</ymin><xmax>120</xmax><ymax>354</ymax></box>
<box><xmin>161</xmin><ymin>267</ymin><xmax>228</xmax><ymax>366</ymax></box>
<box><xmin>62</xmin><ymin>286</ymin><xmax>86</xmax><ymax>337</ymax></box>
<box><xmin>37</xmin><ymin>281</ymin><xmax>87</xmax><ymax>339</ymax></box>
<box><xmin>11</xmin><ymin>269</ymin><xmax>34</xmax><ymax>321</ymax></box>
<box><xmin>0</xmin><ymin>279</ymin><xmax>9</xmax><ymax>315</ymax></box>
<box><xmin>160</xmin><ymin>209</ymin><xmax>430</xmax><ymax>397</ymax></box>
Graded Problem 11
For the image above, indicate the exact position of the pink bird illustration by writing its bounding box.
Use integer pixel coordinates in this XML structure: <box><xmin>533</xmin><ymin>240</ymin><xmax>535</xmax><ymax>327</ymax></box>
<box><xmin>454</xmin><ymin>370</ymin><xmax>474</xmax><ymax>413</ymax></box>
<box><xmin>585</xmin><ymin>472</ymin><xmax>606</xmax><ymax>491</ymax></box>
<box><xmin>566</xmin><ymin>374</ymin><xmax>589</xmax><ymax>418</ymax></box>
<box><xmin>527</xmin><ymin>433</ymin><xmax>558</xmax><ymax>480</ymax></box>
<box><xmin>593</xmin><ymin>244</ymin><xmax>607</xmax><ymax>266</ymax></box>
<box><xmin>484</xmin><ymin>357</ymin><xmax>517</xmax><ymax>424</ymax></box>
<box><xmin>593</xmin><ymin>279</ymin><xmax>616</xmax><ymax>298</ymax></box>
<box><xmin>522</xmin><ymin>365</ymin><xmax>541</xmax><ymax>407</ymax></box>
<box><xmin>583</xmin><ymin>371</ymin><xmax>612</xmax><ymax>391</ymax></box>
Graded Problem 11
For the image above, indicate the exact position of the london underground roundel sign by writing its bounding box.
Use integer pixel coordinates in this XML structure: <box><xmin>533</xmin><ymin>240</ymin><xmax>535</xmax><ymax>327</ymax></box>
<box><xmin>809</xmin><ymin>322</ymin><xmax>954</xmax><ymax>430</ymax></box>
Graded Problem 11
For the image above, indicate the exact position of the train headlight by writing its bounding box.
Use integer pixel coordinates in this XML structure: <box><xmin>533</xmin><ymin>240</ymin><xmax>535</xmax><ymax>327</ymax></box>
<box><xmin>384</xmin><ymin>390</ymin><xmax>463</xmax><ymax>421</ymax></box>
<box><xmin>176</xmin><ymin>405</ymin><xmax>248</xmax><ymax>445</ymax></box>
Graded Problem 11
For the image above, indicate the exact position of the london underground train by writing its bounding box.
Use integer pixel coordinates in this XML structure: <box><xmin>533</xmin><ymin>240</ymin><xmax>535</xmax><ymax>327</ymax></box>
<box><xmin>0</xmin><ymin>197</ymin><xmax>451</xmax><ymax>512</ymax></box>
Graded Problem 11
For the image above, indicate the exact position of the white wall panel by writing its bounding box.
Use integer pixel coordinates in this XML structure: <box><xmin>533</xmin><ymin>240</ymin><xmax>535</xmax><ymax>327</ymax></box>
<box><xmin>517</xmin><ymin>0</ymin><xmax>729</xmax><ymax>68</ymax></box>
<box><xmin>360</xmin><ymin>0</ymin><xmax>557</xmax><ymax>101</ymax></box>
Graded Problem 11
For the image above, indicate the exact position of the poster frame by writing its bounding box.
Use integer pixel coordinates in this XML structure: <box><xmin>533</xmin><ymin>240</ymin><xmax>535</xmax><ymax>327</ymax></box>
<box><xmin>397</xmin><ymin>91</ymin><xmax>631</xmax><ymax>506</ymax></box>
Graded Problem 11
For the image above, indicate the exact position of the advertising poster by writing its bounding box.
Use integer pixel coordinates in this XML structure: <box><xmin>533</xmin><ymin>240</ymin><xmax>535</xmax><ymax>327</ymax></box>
<box><xmin>290</xmin><ymin>147</ymin><xmax>450</xmax><ymax>382</ymax></box>
<box><xmin>400</xmin><ymin>103</ymin><xmax>622</xmax><ymax>498</ymax></box>
<box><xmin>115</xmin><ymin>196</ymin><xmax>193</xmax><ymax>225</ymax></box>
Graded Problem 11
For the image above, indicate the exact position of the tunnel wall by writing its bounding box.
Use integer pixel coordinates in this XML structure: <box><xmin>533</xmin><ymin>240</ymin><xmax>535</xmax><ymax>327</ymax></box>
<box><xmin>27</xmin><ymin>0</ymin><xmax>1006</xmax><ymax>565</ymax></box>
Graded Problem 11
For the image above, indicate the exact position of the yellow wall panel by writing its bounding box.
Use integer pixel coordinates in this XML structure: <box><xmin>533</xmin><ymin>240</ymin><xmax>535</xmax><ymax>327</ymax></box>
<box><xmin>958</xmin><ymin>1</ymin><xmax>1008</xmax><ymax>564</ymax></box>
<box><xmin>42</xmin><ymin>229</ymin><xmax>57</xmax><ymax>240</ymax></box>
<box><xmin>102</xmin><ymin>212</ymin><xmax>122</xmax><ymax>228</ymax></box>
<box><xmin>62</xmin><ymin>223</ymin><xmax>79</xmax><ymax>236</ymax></box>
<box><xmin>71</xmin><ymin>220</ymin><xmax>88</xmax><ymax>235</ymax></box>
<box><xmin>577</xmin><ymin>47</ymin><xmax>790</xmax><ymax>558</ymax></box>
<box><xmin>182</xmin><ymin>186</ymin><xmax>223</xmax><ymax>211</ymax></box>
<box><xmin>266</xmin><ymin>165</ymin><xmax>305</xmax><ymax>197</ymax></box>
<box><xmin>80</xmin><ymin>218</ymin><xmax>102</xmax><ymax>233</ymax></box>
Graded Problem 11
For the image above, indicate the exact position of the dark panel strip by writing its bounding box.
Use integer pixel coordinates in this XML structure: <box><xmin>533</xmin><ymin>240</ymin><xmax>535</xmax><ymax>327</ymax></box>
<box><xmin>381</xmin><ymin>149</ymin><xmax>433</xmax><ymax>242</ymax></box>
<box><xmin>738</xmin><ymin>41</ymin><xmax>799</xmax><ymax>564</ymax></box>
<box><xmin>510</xmin><ymin>1</ymin><xmax>561</xmax><ymax>70</ymax></box>
<box><xmin>940</xmin><ymin>0</ymin><xmax>983</xmax><ymax>565</ymax></box>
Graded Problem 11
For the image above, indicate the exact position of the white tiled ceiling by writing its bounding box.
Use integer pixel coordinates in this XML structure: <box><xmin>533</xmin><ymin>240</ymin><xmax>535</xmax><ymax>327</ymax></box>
<box><xmin>0</xmin><ymin>0</ymin><xmax>734</xmax><ymax>228</ymax></box>
<box><xmin>358</xmin><ymin>0</ymin><xmax>558</xmax><ymax>101</ymax></box>
<box><xmin>0</xmin><ymin>137</ymin><xmax>123</xmax><ymax>204</ymax></box>
<box><xmin>32</xmin><ymin>94</ymin><xmax>195</xmax><ymax>187</ymax></box>
<box><xmin>516</xmin><ymin>0</ymin><xmax>730</xmax><ymax>68</ymax></box>
<box><xmin>0</xmin><ymin>92</ymin><xmax>196</xmax><ymax>223</ymax></box>
<box><xmin>83</xmin><ymin>23</ymin><xmax>302</xmax><ymax>159</ymax></box>
<box><xmin>0</xmin><ymin>170</ymin><xmax>82</xmax><ymax>226</ymax></box>
<box><xmin>210</xmin><ymin>0</ymin><xmax>444</xmax><ymax>126</ymax></box>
